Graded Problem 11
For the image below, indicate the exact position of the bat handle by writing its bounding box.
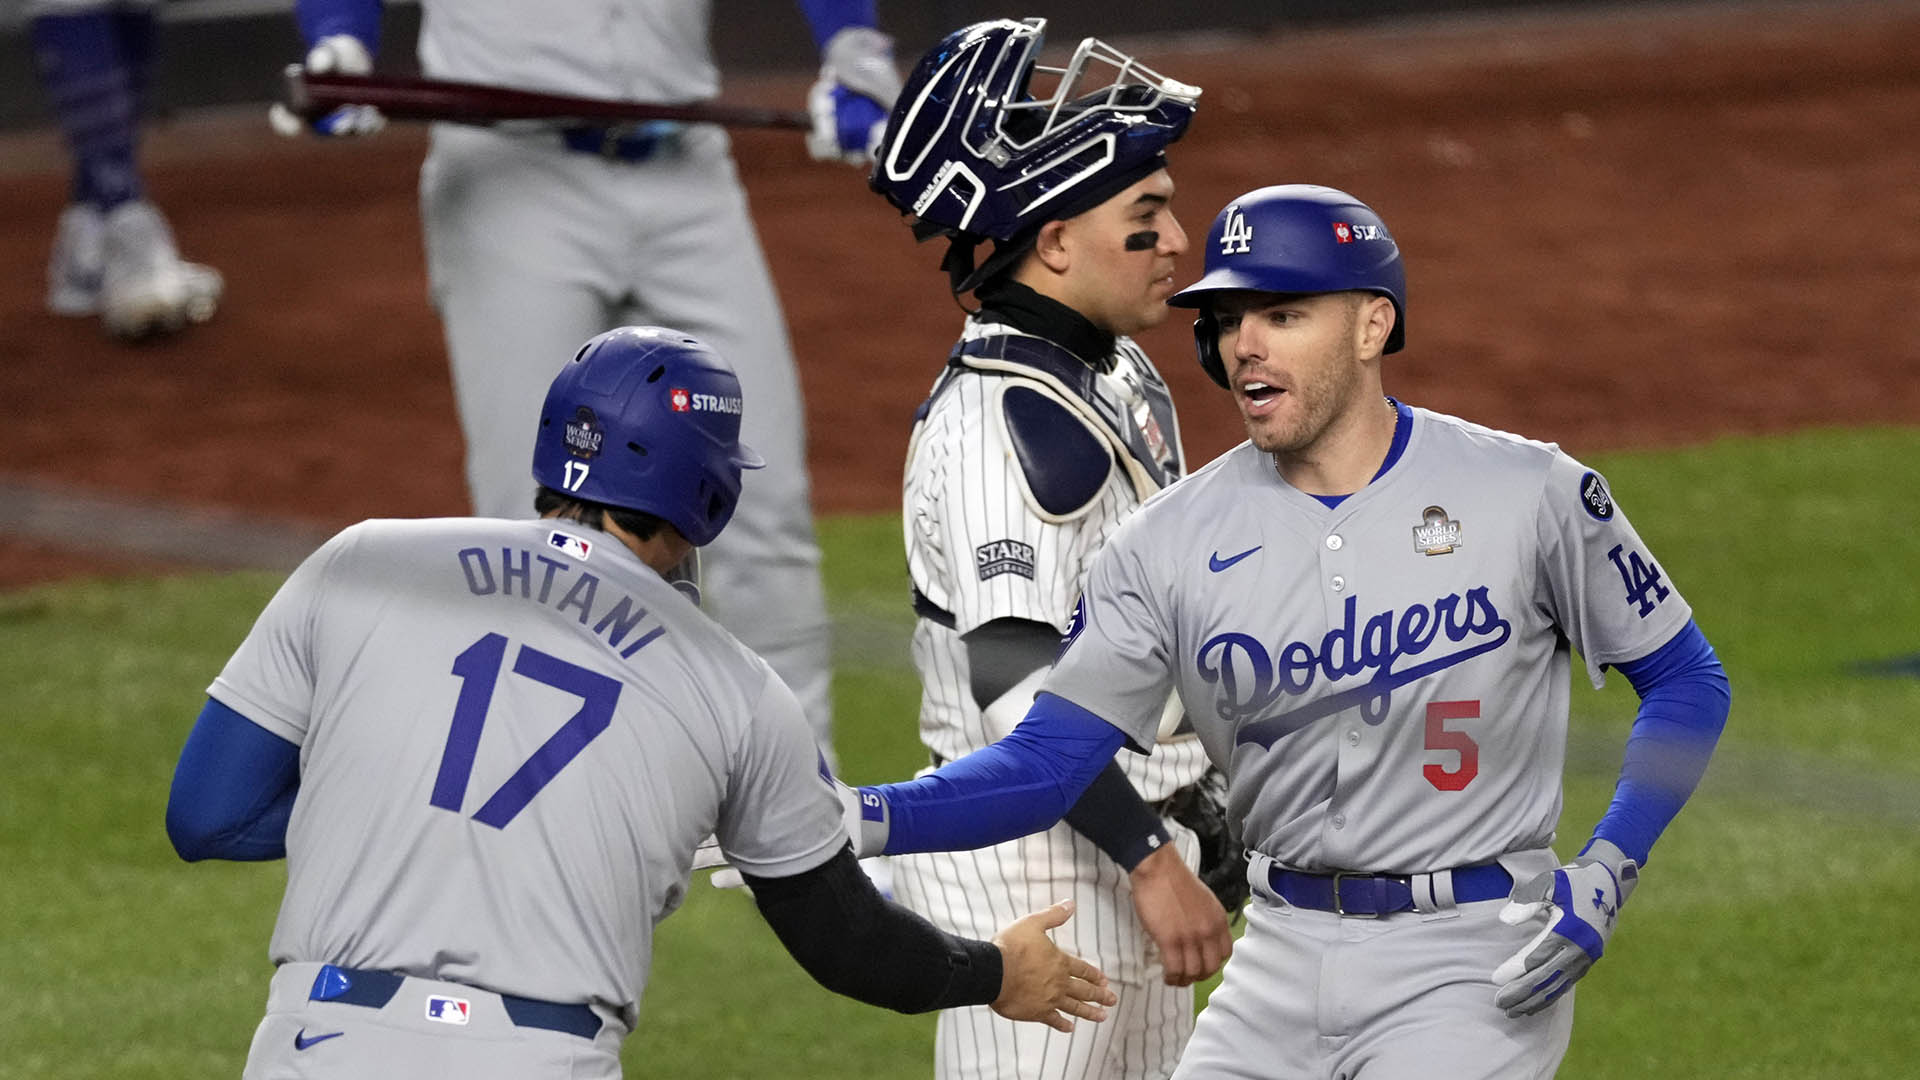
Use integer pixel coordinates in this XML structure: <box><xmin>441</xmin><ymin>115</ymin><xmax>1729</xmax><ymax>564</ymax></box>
<box><xmin>282</xmin><ymin>64</ymin><xmax>312</xmax><ymax>117</ymax></box>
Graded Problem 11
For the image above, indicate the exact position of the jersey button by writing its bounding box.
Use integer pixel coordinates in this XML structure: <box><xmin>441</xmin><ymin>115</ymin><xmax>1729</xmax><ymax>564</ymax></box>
<box><xmin>1326</xmin><ymin>534</ymin><xmax>1343</xmax><ymax>550</ymax></box>
<box><xmin>1331</xmin><ymin>814</ymin><xmax>1347</xmax><ymax>829</ymax></box>
<box><xmin>1331</xmin><ymin>575</ymin><xmax>1346</xmax><ymax>592</ymax></box>
<box><xmin>1346</xmin><ymin>730</ymin><xmax>1361</xmax><ymax>746</ymax></box>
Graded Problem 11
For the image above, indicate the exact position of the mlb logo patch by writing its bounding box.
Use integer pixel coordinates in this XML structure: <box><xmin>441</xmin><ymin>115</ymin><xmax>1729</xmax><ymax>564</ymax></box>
<box><xmin>425</xmin><ymin>996</ymin><xmax>471</xmax><ymax>1025</ymax></box>
<box><xmin>669</xmin><ymin>388</ymin><xmax>691</xmax><ymax>412</ymax></box>
<box><xmin>547</xmin><ymin>530</ymin><xmax>593</xmax><ymax>561</ymax></box>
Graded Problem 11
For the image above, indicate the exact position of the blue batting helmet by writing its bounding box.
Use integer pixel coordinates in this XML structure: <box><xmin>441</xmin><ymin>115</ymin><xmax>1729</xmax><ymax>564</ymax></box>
<box><xmin>870</xmin><ymin>17</ymin><xmax>1200</xmax><ymax>292</ymax></box>
<box><xmin>1168</xmin><ymin>185</ymin><xmax>1406</xmax><ymax>389</ymax></box>
<box><xmin>530</xmin><ymin>326</ymin><xmax>764</xmax><ymax>546</ymax></box>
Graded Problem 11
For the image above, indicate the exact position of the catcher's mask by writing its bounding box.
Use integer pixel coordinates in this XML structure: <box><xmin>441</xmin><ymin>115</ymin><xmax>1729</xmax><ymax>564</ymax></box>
<box><xmin>1169</xmin><ymin>184</ymin><xmax>1407</xmax><ymax>390</ymax></box>
<box><xmin>531</xmin><ymin>326</ymin><xmax>763</xmax><ymax>547</ymax></box>
<box><xmin>869</xmin><ymin>17</ymin><xmax>1201</xmax><ymax>294</ymax></box>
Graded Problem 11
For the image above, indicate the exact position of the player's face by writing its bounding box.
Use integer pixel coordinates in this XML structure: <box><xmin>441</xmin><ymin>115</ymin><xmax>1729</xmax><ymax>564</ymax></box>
<box><xmin>1057</xmin><ymin>170</ymin><xmax>1189</xmax><ymax>337</ymax></box>
<box><xmin>1213</xmin><ymin>291</ymin><xmax>1374</xmax><ymax>455</ymax></box>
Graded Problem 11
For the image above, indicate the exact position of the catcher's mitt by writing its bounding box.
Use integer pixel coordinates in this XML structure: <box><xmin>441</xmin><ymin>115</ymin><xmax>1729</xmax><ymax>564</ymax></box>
<box><xmin>1162</xmin><ymin>767</ymin><xmax>1249</xmax><ymax>919</ymax></box>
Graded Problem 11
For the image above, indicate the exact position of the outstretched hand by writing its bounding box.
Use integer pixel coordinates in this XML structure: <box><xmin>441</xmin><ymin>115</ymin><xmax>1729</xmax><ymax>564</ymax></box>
<box><xmin>1129</xmin><ymin>843</ymin><xmax>1233</xmax><ymax>986</ymax></box>
<box><xmin>990</xmin><ymin>900</ymin><xmax>1118</xmax><ymax>1033</ymax></box>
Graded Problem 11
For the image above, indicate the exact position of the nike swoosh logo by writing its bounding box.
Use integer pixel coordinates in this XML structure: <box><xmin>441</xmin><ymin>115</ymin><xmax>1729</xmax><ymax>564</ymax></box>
<box><xmin>1208</xmin><ymin>546</ymin><xmax>1261</xmax><ymax>572</ymax></box>
<box><xmin>294</xmin><ymin>1029</ymin><xmax>344</xmax><ymax>1051</ymax></box>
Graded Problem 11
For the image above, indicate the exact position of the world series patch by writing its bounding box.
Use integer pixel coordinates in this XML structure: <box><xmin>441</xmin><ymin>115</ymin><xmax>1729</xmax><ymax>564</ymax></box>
<box><xmin>1412</xmin><ymin>505</ymin><xmax>1463</xmax><ymax>556</ymax></box>
<box><xmin>975</xmin><ymin>539</ymin><xmax>1036</xmax><ymax>581</ymax></box>
<box><xmin>564</xmin><ymin>406</ymin><xmax>604</xmax><ymax>459</ymax></box>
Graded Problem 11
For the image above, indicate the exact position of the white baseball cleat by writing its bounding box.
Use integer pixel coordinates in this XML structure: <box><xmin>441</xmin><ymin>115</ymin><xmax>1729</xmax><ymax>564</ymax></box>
<box><xmin>46</xmin><ymin>202</ymin><xmax>107</xmax><ymax>317</ymax></box>
<box><xmin>98</xmin><ymin>200</ymin><xmax>223</xmax><ymax>340</ymax></box>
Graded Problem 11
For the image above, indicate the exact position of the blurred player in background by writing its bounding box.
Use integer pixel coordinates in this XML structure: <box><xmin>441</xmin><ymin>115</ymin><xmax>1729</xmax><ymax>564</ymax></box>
<box><xmin>165</xmin><ymin>325</ymin><xmax>1118</xmax><ymax>1080</ymax></box>
<box><xmin>868</xmin><ymin>19</ymin><xmax>1232</xmax><ymax>1078</ymax></box>
<box><xmin>25</xmin><ymin>0</ymin><xmax>222</xmax><ymax>339</ymax></box>
<box><xmin>275</xmin><ymin>0</ymin><xmax>903</xmax><ymax>760</ymax></box>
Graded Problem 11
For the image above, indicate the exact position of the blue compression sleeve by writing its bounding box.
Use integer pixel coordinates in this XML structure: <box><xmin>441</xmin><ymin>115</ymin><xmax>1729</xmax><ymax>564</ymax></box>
<box><xmin>1589</xmin><ymin>620</ymin><xmax>1731</xmax><ymax>866</ymax></box>
<box><xmin>796</xmin><ymin>0</ymin><xmax>876</xmax><ymax>50</ymax></box>
<box><xmin>295</xmin><ymin>0</ymin><xmax>383</xmax><ymax>52</ymax></box>
<box><xmin>165</xmin><ymin>698</ymin><xmax>301</xmax><ymax>862</ymax></box>
<box><xmin>874</xmin><ymin>693</ymin><xmax>1127</xmax><ymax>856</ymax></box>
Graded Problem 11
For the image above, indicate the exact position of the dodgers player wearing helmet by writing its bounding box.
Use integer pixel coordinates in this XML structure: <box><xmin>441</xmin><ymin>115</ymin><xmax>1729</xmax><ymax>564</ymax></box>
<box><xmin>276</xmin><ymin>0</ymin><xmax>907</xmax><ymax>764</ymax></box>
<box><xmin>23</xmin><ymin>0</ymin><xmax>222</xmax><ymax>339</ymax></box>
<box><xmin>826</xmin><ymin>185</ymin><xmax>1732</xmax><ymax>1079</ymax></box>
<box><xmin>165</xmin><ymin>326</ymin><xmax>1117</xmax><ymax>1079</ymax></box>
<box><xmin>868</xmin><ymin>19</ymin><xmax>1230</xmax><ymax>1078</ymax></box>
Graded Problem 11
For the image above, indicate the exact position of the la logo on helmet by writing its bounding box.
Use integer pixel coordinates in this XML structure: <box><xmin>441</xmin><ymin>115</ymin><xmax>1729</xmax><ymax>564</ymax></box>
<box><xmin>1219</xmin><ymin>205</ymin><xmax>1254</xmax><ymax>255</ymax></box>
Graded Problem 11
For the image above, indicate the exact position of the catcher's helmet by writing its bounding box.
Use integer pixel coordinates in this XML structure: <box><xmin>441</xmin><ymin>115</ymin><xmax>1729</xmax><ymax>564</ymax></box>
<box><xmin>1169</xmin><ymin>185</ymin><xmax>1406</xmax><ymax>389</ymax></box>
<box><xmin>870</xmin><ymin>17</ymin><xmax>1200</xmax><ymax>292</ymax></box>
<box><xmin>530</xmin><ymin>326</ymin><xmax>764</xmax><ymax>547</ymax></box>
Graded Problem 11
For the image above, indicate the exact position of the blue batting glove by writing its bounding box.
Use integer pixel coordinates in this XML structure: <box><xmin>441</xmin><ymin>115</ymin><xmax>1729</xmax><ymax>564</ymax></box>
<box><xmin>805</xmin><ymin>27</ymin><xmax>901</xmax><ymax>165</ymax></box>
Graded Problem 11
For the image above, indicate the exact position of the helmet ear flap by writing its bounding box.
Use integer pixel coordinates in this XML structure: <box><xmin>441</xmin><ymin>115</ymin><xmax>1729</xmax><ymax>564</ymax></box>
<box><xmin>1194</xmin><ymin>311</ymin><xmax>1230</xmax><ymax>390</ymax></box>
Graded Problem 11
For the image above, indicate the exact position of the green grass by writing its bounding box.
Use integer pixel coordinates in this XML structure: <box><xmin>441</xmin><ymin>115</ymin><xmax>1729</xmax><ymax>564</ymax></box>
<box><xmin>1</xmin><ymin>427</ymin><xmax>1915</xmax><ymax>1077</ymax></box>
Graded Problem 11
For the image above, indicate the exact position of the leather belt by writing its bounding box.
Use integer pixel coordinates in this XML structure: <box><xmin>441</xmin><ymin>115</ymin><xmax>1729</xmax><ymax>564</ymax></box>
<box><xmin>1267</xmin><ymin>862</ymin><xmax>1513</xmax><ymax>918</ymax></box>
<box><xmin>308</xmin><ymin>964</ymin><xmax>602</xmax><ymax>1040</ymax></box>
<box><xmin>558</xmin><ymin>122</ymin><xmax>677</xmax><ymax>162</ymax></box>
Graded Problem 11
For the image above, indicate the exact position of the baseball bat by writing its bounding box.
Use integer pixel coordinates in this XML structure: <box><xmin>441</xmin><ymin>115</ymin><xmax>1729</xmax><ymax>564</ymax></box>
<box><xmin>282</xmin><ymin>68</ymin><xmax>811</xmax><ymax>131</ymax></box>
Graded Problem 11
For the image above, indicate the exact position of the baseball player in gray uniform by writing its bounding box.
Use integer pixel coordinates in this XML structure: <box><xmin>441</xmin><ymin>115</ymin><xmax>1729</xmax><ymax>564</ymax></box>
<box><xmin>278</xmin><ymin>0</ymin><xmax>905</xmax><ymax>759</ymax></box>
<box><xmin>165</xmin><ymin>326</ymin><xmax>1118</xmax><ymax>1079</ymax></box>
<box><xmin>23</xmin><ymin>0</ymin><xmax>222</xmax><ymax>339</ymax></box>
<box><xmin>829</xmin><ymin>185</ymin><xmax>1732</xmax><ymax>1078</ymax></box>
<box><xmin>867</xmin><ymin>19</ymin><xmax>1230</xmax><ymax>1078</ymax></box>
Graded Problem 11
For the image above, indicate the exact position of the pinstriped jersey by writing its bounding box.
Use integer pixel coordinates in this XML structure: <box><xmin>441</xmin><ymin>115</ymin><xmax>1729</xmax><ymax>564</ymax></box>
<box><xmin>208</xmin><ymin>517</ymin><xmax>844</xmax><ymax>1021</ymax></box>
<box><xmin>1045</xmin><ymin>407</ymin><xmax>1693</xmax><ymax>873</ymax></box>
<box><xmin>904</xmin><ymin>317</ymin><xmax>1210</xmax><ymax>803</ymax></box>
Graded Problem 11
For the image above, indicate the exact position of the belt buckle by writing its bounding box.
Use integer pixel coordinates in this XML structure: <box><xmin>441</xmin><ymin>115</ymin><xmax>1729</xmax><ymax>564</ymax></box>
<box><xmin>599</xmin><ymin>125</ymin><xmax>629</xmax><ymax>159</ymax></box>
<box><xmin>1331</xmin><ymin>871</ymin><xmax>1379</xmax><ymax>918</ymax></box>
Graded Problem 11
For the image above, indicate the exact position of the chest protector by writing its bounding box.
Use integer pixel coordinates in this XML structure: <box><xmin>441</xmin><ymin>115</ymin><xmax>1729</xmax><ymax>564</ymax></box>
<box><xmin>914</xmin><ymin>332</ymin><xmax>1184</xmax><ymax>523</ymax></box>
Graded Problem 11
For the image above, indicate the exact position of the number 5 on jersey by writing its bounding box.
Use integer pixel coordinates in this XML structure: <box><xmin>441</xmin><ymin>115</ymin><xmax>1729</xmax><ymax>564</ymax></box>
<box><xmin>1424</xmin><ymin>700</ymin><xmax>1480</xmax><ymax>792</ymax></box>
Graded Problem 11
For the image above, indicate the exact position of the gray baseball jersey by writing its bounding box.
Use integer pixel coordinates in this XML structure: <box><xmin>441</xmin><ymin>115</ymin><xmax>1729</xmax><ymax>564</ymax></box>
<box><xmin>1046</xmin><ymin>407</ymin><xmax>1693</xmax><ymax>873</ymax></box>
<box><xmin>413</xmin><ymin>0</ymin><xmax>833</xmax><ymax>754</ymax></box>
<box><xmin>893</xmin><ymin>315</ymin><xmax>1211</xmax><ymax>1080</ymax></box>
<box><xmin>419</xmin><ymin>0</ymin><xmax>718</xmax><ymax>102</ymax></box>
<box><xmin>208</xmin><ymin>516</ymin><xmax>844</xmax><ymax>1023</ymax></box>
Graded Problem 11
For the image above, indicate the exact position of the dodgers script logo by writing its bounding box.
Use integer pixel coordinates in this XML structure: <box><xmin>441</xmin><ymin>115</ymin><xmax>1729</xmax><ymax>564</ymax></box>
<box><xmin>1197</xmin><ymin>588</ymin><xmax>1512</xmax><ymax>748</ymax></box>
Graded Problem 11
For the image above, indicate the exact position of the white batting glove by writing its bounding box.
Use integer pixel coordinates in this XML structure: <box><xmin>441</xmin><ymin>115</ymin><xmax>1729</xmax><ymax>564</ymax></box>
<box><xmin>805</xmin><ymin>27</ymin><xmax>902</xmax><ymax>165</ymax></box>
<box><xmin>269</xmin><ymin>35</ymin><xmax>386</xmax><ymax>138</ymax></box>
<box><xmin>1491</xmin><ymin>839</ymin><xmax>1640</xmax><ymax>1017</ymax></box>
<box><xmin>691</xmin><ymin>835</ymin><xmax>751</xmax><ymax>893</ymax></box>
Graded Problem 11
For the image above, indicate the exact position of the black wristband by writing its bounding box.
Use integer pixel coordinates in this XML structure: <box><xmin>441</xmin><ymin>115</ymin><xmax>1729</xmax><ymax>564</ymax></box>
<box><xmin>935</xmin><ymin>935</ymin><xmax>1006</xmax><ymax>1012</ymax></box>
<box><xmin>1061</xmin><ymin>758</ymin><xmax>1173</xmax><ymax>871</ymax></box>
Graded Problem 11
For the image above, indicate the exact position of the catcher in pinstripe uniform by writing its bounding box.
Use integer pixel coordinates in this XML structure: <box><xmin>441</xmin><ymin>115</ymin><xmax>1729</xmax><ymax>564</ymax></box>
<box><xmin>868</xmin><ymin>19</ymin><xmax>1236</xmax><ymax>1079</ymax></box>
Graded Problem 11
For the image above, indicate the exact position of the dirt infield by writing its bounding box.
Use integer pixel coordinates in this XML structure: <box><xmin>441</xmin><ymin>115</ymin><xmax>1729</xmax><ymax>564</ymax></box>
<box><xmin>2</xmin><ymin>2</ymin><xmax>1916</xmax><ymax>589</ymax></box>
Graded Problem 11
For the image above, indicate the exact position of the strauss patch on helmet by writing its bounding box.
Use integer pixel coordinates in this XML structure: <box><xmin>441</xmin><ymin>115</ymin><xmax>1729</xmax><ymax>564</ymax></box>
<box><xmin>669</xmin><ymin>388</ymin><xmax>743</xmax><ymax>415</ymax></box>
